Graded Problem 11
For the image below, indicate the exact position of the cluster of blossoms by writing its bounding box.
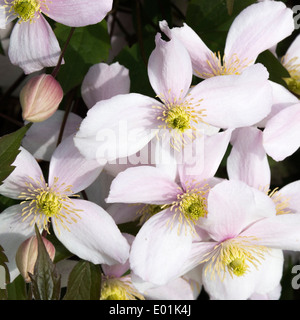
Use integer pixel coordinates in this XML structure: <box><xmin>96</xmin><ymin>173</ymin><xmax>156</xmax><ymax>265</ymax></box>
<box><xmin>1</xmin><ymin>0</ymin><xmax>300</xmax><ymax>300</ymax></box>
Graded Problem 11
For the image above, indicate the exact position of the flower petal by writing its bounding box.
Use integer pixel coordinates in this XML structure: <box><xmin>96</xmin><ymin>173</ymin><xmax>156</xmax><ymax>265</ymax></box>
<box><xmin>224</xmin><ymin>1</ymin><xmax>294</xmax><ymax>64</ymax></box>
<box><xmin>0</xmin><ymin>147</ymin><xmax>44</xmax><ymax>199</ymax></box>
<box><xmin>159</xmin><ymin>20</ymin><xmax>215</xmax><ymax>79</ymax></box>
<box><xmin>130</xmin><ymin>209</ymin><xmax>193</xmax><ymax>285</ymax></box>
<box><xmin>74</xmin><ymin>93</ymin><xmax>159</xmax><ymax>162</ymax></box>
<box><xmin>0</xmin><ymin>204</ymin><xmax>36</xmax><ymax>282</ymax></box>
<box><xmin>48</xmin><ymin>134</ymin><xmax>103</xmax><ymax>194</ymax></box>
<box><xmin>22</xmin><ymin>110</ymin><xmax>82</xmax><ymax>162</ymax></box>
<box><xmin>263</xmin><ymin>103</ymin><xmax>300</xmax><ymax>161</ymax></box>
<box><xmin>81</xmin><ymin>62</ymin><xmax>130</xmax><ymax>109</ymax></box>
<box><xmin>106</xmin><ymin>166</ymin><xmax>179</xmax><ymax>204</ymax></box>
<box><xmin>227</xmin><ymin>127</ymin><xmax>271</xmax><ymax>189</ymax></box>
<box><xmin>46</xmin><ymin>0</ymin><xmax>113</xmax><ymax>27</ymax></box>
<box><xmin>148</xmin><ymin>33</ymin><xmax>193</xmax><ymax>102</ymax></box>
<box><xmin>189</xmin><ymin>64</ymin><xmax>272</xmax><ymax>128</ymax></box>
<box><xmin>203</xmin><ymin>180</ymin><xmax>276</xmax><ymax>241</ymax></box>
<box><xmin>8</xmin><ymin>16</ymin><xmax>61</xmax><ymax>74</ymax></box>
<box><xmin>241</xmin><ymin>214</ymin><xmax>300</xmax><ymax>251</ymax></box>
<box><xmin>52</xmin><ymin>199</ymin><xmax>130</xmax><ymax>265</ymax></box>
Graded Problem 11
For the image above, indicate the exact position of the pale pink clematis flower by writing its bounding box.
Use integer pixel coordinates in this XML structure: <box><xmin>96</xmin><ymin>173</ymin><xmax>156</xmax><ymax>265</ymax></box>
<box><xmin>159</xmin><ymin>1</ymin><xmax>294</xmax><ymax>79</ymax></box>
<box><xmin>178</xmin><ymin>180</ymin><xmax>300</xmax><ymax>300</ymax></box>
<box><xmin>0</xmin><ymin>0</ymin><xmax>113</xmax><ymax>73</ymax></box>
<box><xmin>74</xmin><ymin>33</ymin><xmax>272</xmax><ymax>163</ymax></box>
<box><xmin>106</xmin><ymin>130</ymin><xmax>232</xmax><ymax>285</ymax></box>
<box><xmin>0</xmin><ymin>135</ymin><xmax>130</xmax><ymax>282</ymax></box>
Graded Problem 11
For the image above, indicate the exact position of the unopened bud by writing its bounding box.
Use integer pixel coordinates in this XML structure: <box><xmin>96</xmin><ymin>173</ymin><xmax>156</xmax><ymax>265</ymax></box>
<box><xmin>15</xmin><ymin>235</ymin><xmax>56</xmax><ymax>282</ymax></box>
<box><xmin>20</xmin><ymin>74</ymin><xmax>63</xmax><ymax>122</ymax></box>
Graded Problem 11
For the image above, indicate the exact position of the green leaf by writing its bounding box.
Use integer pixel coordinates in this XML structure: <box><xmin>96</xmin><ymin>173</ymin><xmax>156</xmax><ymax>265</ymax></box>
<box><xmin>63</xmin><ymin>260</ymin><xmax>101</xmax><ymax>300</ymax></box>
<box><xmin>256</xmin><ymin>50</ymin><xmax>290</xmax><ymax>88</ymax></box>
<box><xmin>54</xmin><ymin>21</ymin><xmax>110</xmax><ymax>93</ymax></box>
<box><xmin>0</xmin><ymin>123</ymin><xmax>31</xmax><ymax>186</ymax></box>
<box><xmin>6</xmin><ymin>275</ymin><xmax>28</xmax><ymax>300</ymax></box>
<box><xmin>29</xmin><ymin>225</ymin><xmax>61</xmax><ymax>300</ymax></box>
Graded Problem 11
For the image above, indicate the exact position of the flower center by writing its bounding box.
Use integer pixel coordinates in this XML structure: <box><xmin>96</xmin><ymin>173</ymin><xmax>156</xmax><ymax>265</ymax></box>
<box><xmin>167</xmin><ymin>183</ymin><xmax>209</xmax><ymax>234</ymax></box>
<box><xmin>196</xmin><ymin>52</ymin><xmax>251</xmax><ymax>78</ymax></box>
<box><xmin>282</xmin><ymin>56</ymin><xmax>300</xmax><ymax>95</ymax></box>
<box><xmin>100</xmin><ymin>276</ymin><xmax>144</xmax><ymax>300</ymax></box>
<box><xmin>154</xmin><ymin>93</ymin><xmax>206</xmax><ymax>150</ymax></box>
<box><xmin>165</xmin><ymin>106</ymin><xmax>191</xmax><ymax>132</ymax></box>
<box><xmin>19</xmin><ymin>176</ymin><xmax>81</xmax><ymax>233</ymax></box>
<box><xmin>9</xmin><ymin>0</ymin><xmax>41</xmax><ymax>23</ymax></box>
<box><xmin>202</xmin><ymin>237</ymin><xmax>269</xmax><ymax>280</ymax></box>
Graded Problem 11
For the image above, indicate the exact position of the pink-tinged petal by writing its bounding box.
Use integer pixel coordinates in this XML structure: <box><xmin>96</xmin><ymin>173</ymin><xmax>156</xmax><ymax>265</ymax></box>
<box><xmin>240</xmin><ymin>214</ymin><xmax>300</xmax><ymax>251</ymax></box>
<box><xmin>48</xmin><ymin>135</ymin><xmax>103</xmax><ymax>194</ymax></box>
<box><xmin>22</xmin><ymin>110</ymin><xmax>82</xmax><ymax>161</ymax></box>
<box><xmin>227</xmin><ymin>127</ymin><xmax>270</xmax><ymax>189</ymax></box>
<box><xmin>0</xmin><ymin>204</ymin><xmax>36</xmax><ymax>282</ymax></box>
<box><xmin>8</xmin><ymin>17</ymin><xmax>61</xmax><ymax>74</ymax></box>
<box><xmin>102</xmin><ymin>233</ymin><xmax>134</xmax><ymax>278</ymax></box>
<box><xmin>159</xmin><ymin>20</ymin><xmax>215</xmax><ymax>79</ymax></box>
<box><xmin>250</xmin><ymin>284</ymin><xmax>282</xmax><ymax>300</ymax></box>
<box><xmin>190</xmin><ymin>64</ymin><xmax>272</xmax><ymax>128</ymax></box>
<box><xmin>130</xmin><ymin>209</ymin><xmax>193</xmax><ymax>285</ymax></box>
<box><xmin>203</xmin><ymin>180</ymin><xmax>276</xmax><ymax>241</ymax></box>
<box><xmin>0</xmin><ymin>147</ymin><xmax>44</xmax><ymax>199</ymax></box>
<box><xmin>276</xmin><ymin>180</ymin><xmax>300</xmax><ymax>214</ymax></box>
<box><xmin>148</xmin><ymin>33</ymin><xmax>192</xmax><ymax>102</ymax></box>
<box><xmin>177</xmin><ymin>129</ymin><xmax>232</xmax><ymax>184</ymax></box>
<box><xmin>52</xmin><ymin>199</ymin><xmax>130</xmax><ymax>265</ymax></box>
<box><xmin>202</xmin><ymin>248</ymin><xmax>283</xmax><ymax>300</ymax></box>
<box><xmin>257</xmin><ymin>81</ymin><xmax>298</xmax><ymax>128</ymax></box>
<box><xmin>46</xmin><ymin>0</ymin><xmax>113</xmax><ymax>27</ymax></box>
<box><xmin>74</xmin><ymin>93</ymin><xmax>159</xmax><ymax>162</ymax></box>
<box><xmin>224</xmin><ymin>1</ymin><xmax>294</xmax><ymax>64</ymax></box>
<box><xmin>106</xmin><ymin>203</ymin><xmax>143</xmax><ymax>225</ymax></box>
<box><xmin>81</xmin><ymin>62</ymin><xmax>130</xmax><ymax>109</ymax></box>
<box><xmin>263</xmin><ymin>103</ymin><xmax>300</xmax><ymax>161</ymax></box>
<box><xmin>106</xmin><ymin>166</ymin><xmax>179</xmax><ymax>205</ymax></box>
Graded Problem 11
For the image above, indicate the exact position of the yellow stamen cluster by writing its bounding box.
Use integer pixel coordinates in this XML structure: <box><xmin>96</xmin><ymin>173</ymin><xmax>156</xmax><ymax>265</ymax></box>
<box><xmin>100</xmin><ymin>276</ymin><xmax>145</xmax><ymax>300</ymax></box>
<box><xmin>282</xmin><ymin>56</ymin><xmax>300</xmax><ymax>95</ymax></box>
<box><xmin>267</xmin><ymin>187</ymin><xmax>291</xmax><ymax>216</ymax></box>
<box><xmin>3</xmin><ymin>0</ymin><xmax>41</xmax><ymax>23</ymax></box>
<box><xmin>153</xmin><ymin>92</ymin><xmax>206</xmax><ymax>150</ymax></box>
<box><xmin>166</xmin><ymin>182</ymin><xmax>209</xmax><ymax>234</ymax></box>
<box><xmin>202</xmin><ymin>236</ymin><xmax>269</xmax><ymax>280</ymax></box>
<box><xmin>137</xmin><ymin>204</ymin><xmax>165</xmax><ymax>225</ymax></box>
<box><xmin>19</xmin><ymin>176</ymin><xmax>82</xmax><ymax>233</ymax></box>
<box><xmin>196</xmin><ymin>52</ymin><xmax>251</xmax><ymax>78</ymax></box>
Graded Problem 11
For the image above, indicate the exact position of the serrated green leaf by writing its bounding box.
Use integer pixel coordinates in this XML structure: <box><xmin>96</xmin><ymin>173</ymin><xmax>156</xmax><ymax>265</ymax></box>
<box><xmin>29</xmin><ymin>225</ymin><xmax>61</xmax><ymax>300</ymax></box>
<box><xmin>54</xmin><ymin>21</ymin><xmax>110</xmax><ymax>93</ymax></box>
<box><xmin>63</xmin><ymin>260</ymin><xmax>101</xmax><ymax>300</ymax></box>
<box><xmin>0</xmin><ymin>123</ymin><xmax>32</xmax><ymax>186</ymax></box>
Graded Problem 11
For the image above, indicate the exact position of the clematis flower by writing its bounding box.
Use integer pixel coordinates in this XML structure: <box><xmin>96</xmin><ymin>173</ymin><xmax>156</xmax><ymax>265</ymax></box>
<box><xmin>106</xmin><ymin>130</ymin><xmax>232</xmax><ymax>285</ymax></box>
<box><xmin>74</xmin><ymin>33</ymin><xmax>272</xmax><ymax>163</ymax></box>
<box><xmin>0</xmin><ymin>0</ymin><xmax>113</xmax><ymax>74</ymax></box>
<box><xmin>0</xmin><ymin>134</ymin><xmax>130</xmax><ymax>281</ymax></box>
<box><xmin>178</xmin><ymin>180</ymin><xmax>300</xmax><ymax>300</ymax></box>
<box><xmin>159</xmin><ymin>1</ymin><xmax>294</xmax><ymax>79</ymax></box>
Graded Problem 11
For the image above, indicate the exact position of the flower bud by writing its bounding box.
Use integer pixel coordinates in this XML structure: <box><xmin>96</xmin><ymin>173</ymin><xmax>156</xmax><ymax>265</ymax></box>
<box><xmin>20</xmin><ymin>74</ymin><xmax>63</xmax><ymax>122</ymax></box>
<box><xmin>15</xmin><ymin>235</ymin><xmax>56</xmax><ymax>282</ymax></box>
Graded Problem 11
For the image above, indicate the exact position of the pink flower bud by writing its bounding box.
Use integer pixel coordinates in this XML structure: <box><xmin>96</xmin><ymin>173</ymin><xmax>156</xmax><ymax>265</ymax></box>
<box><xmin>15</xmin><ymin>235</ymin><xmax>56</xmax><ymax>283</ymax></box>
<box><xmin>20</xmin><ymin>74</ymin><xmax>63</xmax><ymax>122</ymax></box>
